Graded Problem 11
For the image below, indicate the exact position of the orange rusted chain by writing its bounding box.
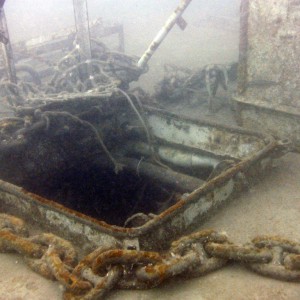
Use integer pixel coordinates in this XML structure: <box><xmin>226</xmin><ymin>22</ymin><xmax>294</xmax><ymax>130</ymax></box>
<box><xmin>92</xmin><ymin>249</ymin><xmax>163</xmax><ymax>274</ymax></box>
<box><xmin>205</xmin><ymin>242</ymin><xmax>272</xmax><ymax>263</ymax></box>
<box><xmin>1</xmin><ymin>213</ymin><xmax>300</xmax><ymax>300</ymax></box>
<box><xmin>284</xmin><ymin>254</ymin><xmax>300</xmax><ymax>270</ymax></box>
<box><xmin>44</xmin><ymin>246</ymin><xmax>92</xmax><ymax>293</ymax></box>
<box><xmin>247</xmin><ymin>236</ymin><xmax>300</xmax><ymax>281</ymax></box>
<box><xmin>171</xmin><ymin>229</ymin><xmax>228</xmax><ymax>254</ymax></box>
<box><xmin>64</xmin><ymin>266</ymin><xmax>122</xmax><ymax>300</ymax></box>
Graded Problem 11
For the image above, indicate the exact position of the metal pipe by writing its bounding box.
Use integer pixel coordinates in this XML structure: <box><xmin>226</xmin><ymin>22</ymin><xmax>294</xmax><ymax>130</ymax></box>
<box><xmin>119</xmin><ymin>156</ymin><xmax>205</xmax><ymax>193</ymax></box>
<box><xmin>123</xmin><ymin>141</ymin><xmax>220</xmax><ymax>169</ymax></box>
<box><xmin>137</xmin><ymin>0</ymin><xmax>193</xmax><ymax>70</ymax></box>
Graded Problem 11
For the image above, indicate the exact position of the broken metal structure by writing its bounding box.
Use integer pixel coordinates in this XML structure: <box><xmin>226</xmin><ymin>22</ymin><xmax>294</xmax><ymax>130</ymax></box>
<box><xmin>137</xmin><ymin>0</ymin><xmax>191</xmax><ymax>69</ymax></box>
<box><xmin>0</xmin><ymin>0</ymin><xmax>280</xmax><ymax>249</ymax></box>
<box><xmin>0</xmin><ymin>0</ymin><xmax>291</xmax><ymax>248</ymax></box>
<box><xmin>0</xmin><ymin>5</ymin><xmax>125</xmax><ymax>84</ymax></box>
<box><xmin>154</xmin><ymin>63</ymin><xmax>232</xmax><ymax>112</ymax></box>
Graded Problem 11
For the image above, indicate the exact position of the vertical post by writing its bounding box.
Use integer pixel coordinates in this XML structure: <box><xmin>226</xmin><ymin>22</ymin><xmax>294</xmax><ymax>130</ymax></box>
<box><xmin>118</xmin><ymin>24</ymin><xmax>125</xmax><ymax>53</ymax></box>
<box><xmin>237</xmin><ymin>0</ymin><xmax>249</xmax><ymax>95</ymax></box>
<box><xmin>72</xmin><ymin>0</ymin><xmax>92</xmax><ymax>60</ymax></box>
<box><xmin>0</xmin><ymin>7</ymin><xmax>17</xmax><ymax>83</ymax></box>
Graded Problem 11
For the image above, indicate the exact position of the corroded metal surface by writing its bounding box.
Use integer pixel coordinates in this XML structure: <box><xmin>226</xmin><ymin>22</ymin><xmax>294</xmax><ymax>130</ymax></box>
<box><xmin>144</xmin><ymin>106</ymin><xmax>267</xmax><ymax>159</ymax></box>
<box><xmin>233</xmin><ymin>0</ymin><xmax>300</xmax><ymax>149</ymax></box>
<box><xmin>239</xmin><ymin>0</ymin><xmax>300</xmax><ymax>104</ymax></box>
<box><xmin>73</xmin><ymin>0</ymin><xmax>92</xmax><ymax>60</ymax></box>
<box><xmin>232</xmin><ymin>98</ymin><xmax>300</xmax><ymax>151</ymax></box>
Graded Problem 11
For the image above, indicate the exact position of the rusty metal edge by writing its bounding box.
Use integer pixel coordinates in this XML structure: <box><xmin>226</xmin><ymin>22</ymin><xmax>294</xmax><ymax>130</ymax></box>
<box><xmin>0</xmin><ymin>135</ymin><xmax>278</xmax><ymax>240</ymax></box>
<box><xmin>144</xmin><ymin>105</ymin><xmax>273</xmax><ymax>141</ymax></box>
<box><xmin>139</xmin><ymin>136</ymin><xmax>277</xmax><ymax>231</ymax></box>
<box><xmin>232</xmin><ymin>95</ymin><xmax>300</xmax><ymax>119</ymax></box>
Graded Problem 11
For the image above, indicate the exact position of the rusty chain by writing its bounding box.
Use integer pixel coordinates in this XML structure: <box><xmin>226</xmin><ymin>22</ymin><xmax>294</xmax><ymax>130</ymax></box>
<box><xmin>0</xmin><ymin>213</ymin><xmax>300</xmax><ymax>299</ymax></box>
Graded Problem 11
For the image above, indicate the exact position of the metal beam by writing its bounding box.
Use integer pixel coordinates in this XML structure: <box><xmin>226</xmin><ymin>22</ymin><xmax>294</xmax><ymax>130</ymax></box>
<box><xmin>72</xmin><ymin>0</ymin><xmax>92</xmax><ymax>60</ymax></box>
<box><xmin>0</xmin><ymin>7</ymin><xmax>17</xmax><ymax>83</ymax></box>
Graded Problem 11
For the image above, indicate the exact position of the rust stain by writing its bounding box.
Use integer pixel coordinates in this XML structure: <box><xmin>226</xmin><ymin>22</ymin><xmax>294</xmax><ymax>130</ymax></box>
<box><xmin>20</xmin><ymin>189</ymin><xmax>135</xmax><ymax>234</ymax></box>
<box><xmin>144</xmin><ymin>263</ymin><xmax>168</xmax><ymax>282</ymax></box>
<box><xmin>0</xmin><ymin>230</ymin><xmax>44</xmax><ymax>258</ymax></box>
<box><xmin>157</xmin><ymin>198</ymin><xmax>187</xmax><ymax>219</ymax></box>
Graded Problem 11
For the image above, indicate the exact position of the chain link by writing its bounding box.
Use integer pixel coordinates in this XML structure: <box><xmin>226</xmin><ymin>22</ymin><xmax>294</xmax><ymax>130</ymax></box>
<box><xmin>247</xmin><ymin>236</ymin><xmax>300</xmax><ymax>281</ymax></box>
<box><xmin>0</xmin><ymin>213</ymin><xmax>300</xmax><ymax>299</ymax></box>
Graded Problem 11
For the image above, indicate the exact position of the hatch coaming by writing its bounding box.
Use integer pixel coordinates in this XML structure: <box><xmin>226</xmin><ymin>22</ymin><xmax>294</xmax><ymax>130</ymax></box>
<box><xmin>0</xmin><ymin>103</ymin><xmax>279</xmax><ymax>251</ymax></box>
